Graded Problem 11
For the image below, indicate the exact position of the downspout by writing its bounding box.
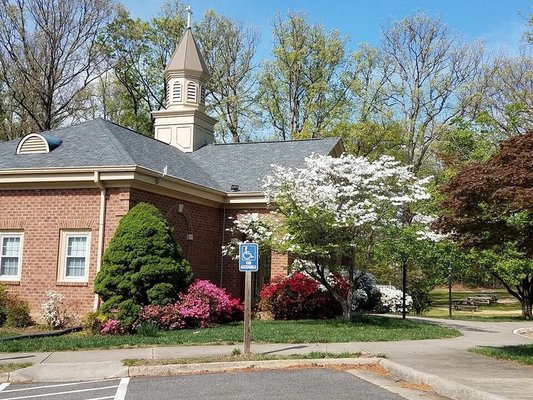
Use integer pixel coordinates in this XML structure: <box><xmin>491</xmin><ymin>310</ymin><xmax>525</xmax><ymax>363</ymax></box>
<box><xmin>93</xmin><ymin>171</ymin><xmax>107</xmax><ymax>311</ymax></box>
<box><xmin>220</xmin><ymin>202</ymin><xmax>226</xmax><ymax>287</ymax></box>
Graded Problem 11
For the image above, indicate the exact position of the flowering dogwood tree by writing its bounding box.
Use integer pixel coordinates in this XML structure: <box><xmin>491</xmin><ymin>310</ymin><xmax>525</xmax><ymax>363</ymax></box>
<box><xmin>228</xmin><ymin>154</ymin><xmax>431</xmax><ymax>321</ymax></box>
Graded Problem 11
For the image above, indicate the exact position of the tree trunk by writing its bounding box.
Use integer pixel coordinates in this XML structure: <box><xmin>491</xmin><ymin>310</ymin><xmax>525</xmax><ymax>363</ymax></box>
<box><xmin>340</xmin><ymin>298</ymin><xmax>350</xmax><ymax>321</ymax></box>
<box><xmin>521</xmin><ymin>297</ymin><xmax>532</xmax><ymax>320</ymax></box>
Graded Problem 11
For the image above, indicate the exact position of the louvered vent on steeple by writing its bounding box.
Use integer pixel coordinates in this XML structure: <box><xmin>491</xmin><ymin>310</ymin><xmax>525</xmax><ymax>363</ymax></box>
<box><xmin>173</xmin><ymin>81</ymin><xmax>182</xmax><ymax>102</ymax></box>
<box><xmin>187</xmin><ymin>82</ymin><xmax>196</xmax><ymax>102</ymax></box>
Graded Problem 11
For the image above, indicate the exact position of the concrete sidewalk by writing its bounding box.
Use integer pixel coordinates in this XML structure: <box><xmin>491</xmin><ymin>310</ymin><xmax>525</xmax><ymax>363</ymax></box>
<box><xmin>0</xmin><ymin>317</ymin><xmax>531</xmax><ymax>399</ymax></box>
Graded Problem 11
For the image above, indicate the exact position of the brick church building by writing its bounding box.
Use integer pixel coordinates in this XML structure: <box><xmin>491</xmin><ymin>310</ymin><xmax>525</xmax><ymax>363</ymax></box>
<box><xmin>0</xmin><ymin>26</ymin><xmax>343</xmax><ymax>317</ymax></box>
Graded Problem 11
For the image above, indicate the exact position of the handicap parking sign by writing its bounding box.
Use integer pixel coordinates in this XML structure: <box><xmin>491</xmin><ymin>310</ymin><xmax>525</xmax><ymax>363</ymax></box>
<box><xmin>239</xmin><ymin>243</ymin><xmax>259</xmax><ymax>272</ymax></box>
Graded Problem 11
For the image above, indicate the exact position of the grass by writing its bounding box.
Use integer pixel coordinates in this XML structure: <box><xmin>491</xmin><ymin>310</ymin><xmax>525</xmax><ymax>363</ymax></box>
<box><xmin>0</xmin><ymin>317</ymin><xmax>460</xmax><ymax>353</ymax></box>
<box><xmin>469</xmin><ymin>345</ymin><xmax>533</xmax><ymax>366</ymax></box>
<box><xmin>0</xmin><ymin>363</ymin><xmax>32</xmax><ymax>373</ymax></box>
<box><xmin>122</xmin><ymin>351</ymin><xmax>363</xmax><ymax>367</ymax></box>
<box><xmin>424</xmin><ymin>287</ymin><xmax>522</xmax><ymax>321</ymax></box>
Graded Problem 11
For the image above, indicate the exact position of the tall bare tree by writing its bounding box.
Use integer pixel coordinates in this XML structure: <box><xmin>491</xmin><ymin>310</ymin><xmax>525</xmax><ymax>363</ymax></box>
<box><xmin>195</xmin><ymin>10</ymin><xmax>260</xmax><ymax>143</ymax></box>
<box><xmin>378</xmin><ymin>14</ymin><xmax>484</xmax><ymax>173</ymax></box>
<box><xmin>473</xmin><ymin>53</ymin><xmax>533</xmax><ymax>138</ymax></box>
<box><xmin>0</xmin><ymin>0</ymin><xmax>116</xmax><ymax>135</ymax></box>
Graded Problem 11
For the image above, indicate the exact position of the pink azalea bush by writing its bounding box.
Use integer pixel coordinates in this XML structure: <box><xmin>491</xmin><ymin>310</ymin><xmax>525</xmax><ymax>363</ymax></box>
<box><xmin>136</xmin><ymin>280</ymin><xmax>243</xmax><ymax>330</ymax></box>
<box><xmin>100</xmin><ymin>319</ymin><xmax>124</xmax><ymax>335</ymax></box>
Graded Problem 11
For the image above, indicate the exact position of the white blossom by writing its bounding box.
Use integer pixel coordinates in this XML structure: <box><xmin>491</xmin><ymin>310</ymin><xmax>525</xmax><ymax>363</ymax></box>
<box><xmin>263</xmin><ymin>154</ymin><xmax>432</xmax><ymax>229</ymax></box>
<box><xmin>378</xmin><ymin>286</ymin><xmax>413</xmax><ymax>313</ymax></box>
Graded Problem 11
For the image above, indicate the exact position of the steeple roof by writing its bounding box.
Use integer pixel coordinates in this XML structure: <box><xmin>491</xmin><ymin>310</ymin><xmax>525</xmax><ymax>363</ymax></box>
<box><xmin>165</xmin><ymin>28</ymin><xmax>210</xmax><ymax>79</ymax></box>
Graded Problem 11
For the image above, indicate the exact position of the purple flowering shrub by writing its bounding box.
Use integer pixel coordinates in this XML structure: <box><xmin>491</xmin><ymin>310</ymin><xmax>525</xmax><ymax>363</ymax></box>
<box><xmin>136</xmin><ymin>280</ymin><xmax>243</xmax><ymax>330</ymax></box>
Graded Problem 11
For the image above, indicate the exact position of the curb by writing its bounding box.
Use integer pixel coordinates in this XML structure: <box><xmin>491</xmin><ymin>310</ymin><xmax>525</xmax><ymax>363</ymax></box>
<box><xmin>127</xmin><ymin>357</ymin><xmax>379</xmax><ymax>377</ymax></box>
<box><xmin>379</xmin><ymin>359</ymin><xmax>507</xmax><ymax>400</ymax></box>
<box><xmin>512</xmin><ymin>328</ymin><xmax>533</xmax><ymax>339</ymax></box>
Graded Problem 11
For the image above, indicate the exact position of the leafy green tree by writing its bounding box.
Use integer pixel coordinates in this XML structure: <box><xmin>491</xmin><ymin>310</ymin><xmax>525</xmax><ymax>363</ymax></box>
<box><xmin>94</xmin><ymin>203</ymin><xmax>193</xmax><ymax>327</ymax></box>
<box><xmin>436</xmin><ymin>133</ymin><xmax>533</xmax><ymax>319</ymax></box>
<box><xmin>99</xmin><ymin>2</ymin><xmax>186</xmax><ymax>135</ymax></box>
<box><xmin>375</xmin><ymin>225</ymin><xmax>465</xmax><ymax>314</ymax></box>
<box><xmin>258</xmin><ymin>12</ymin><xmax>351</xmax><ymax>140</ymax></box>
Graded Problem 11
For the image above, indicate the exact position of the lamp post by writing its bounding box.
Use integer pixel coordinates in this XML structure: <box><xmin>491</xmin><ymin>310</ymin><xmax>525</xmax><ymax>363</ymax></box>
<box><xmin>448</xmin><ymin>265</ymin><xmax>452</xmax><ymax>318</ymax></box>
<box><xmin>402</xmin><ymin>259</ymin><xmax>407</xmax><ymax>319</ymax></box>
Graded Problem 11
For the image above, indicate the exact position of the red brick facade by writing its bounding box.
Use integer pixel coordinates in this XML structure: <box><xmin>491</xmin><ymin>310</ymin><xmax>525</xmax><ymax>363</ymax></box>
<box><xmin>0</xmin><ymin>186</ymin><xmax>289</xmax><ymax>318</ymax></box>
<box><xmin>0</xmin><ymin>188</ymin><xmax>119</xmax><ymax>317</ymax></box>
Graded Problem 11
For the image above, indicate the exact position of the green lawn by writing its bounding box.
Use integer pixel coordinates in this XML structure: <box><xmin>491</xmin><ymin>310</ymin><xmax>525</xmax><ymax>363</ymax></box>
<box><xmin>0</xmin><ymin>317</ymin><xmax>460</xmax><ymax>353</ymax></box>
<box><xmin>425</xmin><ymin>288</ymin><xmax>522</xmax><ymax>321</ymax></box>
<box><xmin>469</xmin><ymin>345</ymin><xmax>533</xmax><ymax>366</ymax></box>
<box><xmin>0</xmin><ymin>363</ymin><xmax>32</xmax><ymax>372</ymax></box>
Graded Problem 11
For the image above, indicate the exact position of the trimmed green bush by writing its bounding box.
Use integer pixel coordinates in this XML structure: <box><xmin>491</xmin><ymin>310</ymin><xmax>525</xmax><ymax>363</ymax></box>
<box><xmin>0</xmin><ymin>284</ymin><xmax>32</xmax><ymax>328</ymax></box>
<box><xmin>94</xmin><ymin>203</ymin><xmax>193</xmax><ymax>327</ymax></box>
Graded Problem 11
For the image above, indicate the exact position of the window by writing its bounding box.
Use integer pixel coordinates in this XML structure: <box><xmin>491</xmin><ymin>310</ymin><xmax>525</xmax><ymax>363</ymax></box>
<box><xmin>0</xmin><ymin>233</ymin><xmax>22</xmax><ymax>280</ymax></box>
<box><xmin>173</xmin><ymin>81</ymin><xmax>182</xmax><ymax>103</ymax></box>
<box><xmin>187</xmin><ymin>82</ymin><xmax>196</xmax><ymax>102</ymax></box>
<box><xmin>59</xmin><ymin>231</ymin><xmax>90</xmax><ymax>282</ymax></box>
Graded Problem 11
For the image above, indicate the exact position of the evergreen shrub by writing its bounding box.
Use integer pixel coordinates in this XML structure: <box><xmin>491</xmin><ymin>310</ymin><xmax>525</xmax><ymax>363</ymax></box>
<box><xmin>94</xmin><ymin>203</ymin><xmax>193</xmax><ymax>327</ymax></box>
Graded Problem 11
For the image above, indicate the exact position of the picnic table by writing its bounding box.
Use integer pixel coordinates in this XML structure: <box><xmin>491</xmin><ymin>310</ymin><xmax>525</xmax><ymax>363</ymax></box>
<box><xmin>453</xmin><ymin>299</ymin><xmax>478</xmax><ymax>311</ymax></box>
<box><xmin>466</xmin><ymin>294</ymin><xmax>498</xmax><ymax>306</ymax></box>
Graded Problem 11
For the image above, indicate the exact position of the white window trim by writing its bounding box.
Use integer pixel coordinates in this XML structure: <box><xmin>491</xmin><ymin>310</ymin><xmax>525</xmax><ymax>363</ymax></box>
<box><xmin>0</xmin><ymin>232</ymin><xmax>23</xmax><ymax>281</ymax></box>
<box><xmin>58</xmin><ymin>231</ymin><xmax>91</xmax><ymax>283</ymax></box>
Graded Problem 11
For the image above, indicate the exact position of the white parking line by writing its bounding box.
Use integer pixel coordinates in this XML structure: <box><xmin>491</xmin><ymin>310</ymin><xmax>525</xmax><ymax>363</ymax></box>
<box><xmin>0</xmin><ymin>380</ymin><xmax>118</xmax><ymax>393</ymax></box>
<box><xmin>86</xmin><ymin>397</ymin><xmax>114</xmax><ymax>400</ymax></box>
<box><xmin>0</xmin><ymin>384</ymin><xmax>119</xmax><ymax>400</ymax></box>
<box><xmin>114</xmin><ymin>378</ymin><xmax>129</xmax><ymax>400</ymax></box>
<box><xmin>0</xmin><ymin>384</ymin><xmax>9</xmax><ymax>392</ymax></box>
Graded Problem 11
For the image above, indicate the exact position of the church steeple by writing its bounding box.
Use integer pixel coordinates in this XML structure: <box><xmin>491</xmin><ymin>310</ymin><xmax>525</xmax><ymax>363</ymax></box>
<box><xmin>153</xmin><ymin>7</ymin><xmax>216</xmax><ymax>152</ymax></box>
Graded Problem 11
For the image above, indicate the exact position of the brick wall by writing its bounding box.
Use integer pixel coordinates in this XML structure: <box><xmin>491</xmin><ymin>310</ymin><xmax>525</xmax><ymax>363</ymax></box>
<box><xmin>0</xmin><ymin>186</ymin><xmax>292</xmax><ymax>318</ymax></box>
<box><xmin>0</xmin><ymin>188</ymin><xmax>130</xmax><ymax>319</ymax></box>
<box><xmin>129</xmin><ymin>189</ymin><xmax>222</xmax><ymax>285</ymax></box>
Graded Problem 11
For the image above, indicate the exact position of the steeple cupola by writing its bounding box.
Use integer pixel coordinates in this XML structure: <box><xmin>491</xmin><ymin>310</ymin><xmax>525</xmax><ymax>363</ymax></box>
<box><xmin>153</xmin><ymin>7</ymin><xmax>216</xmax><ymax>152</ymax></box>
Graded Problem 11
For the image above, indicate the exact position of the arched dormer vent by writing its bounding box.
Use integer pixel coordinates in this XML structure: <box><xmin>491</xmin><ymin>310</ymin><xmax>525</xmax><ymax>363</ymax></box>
<box><xmin>173</xmin><ymin>81</ymin><xmax>182</xmax><ymax>103</ymax></box>
<box><xmin>187</xmin><ymin>82</ymin><xmax>196</xmax><ymax>102</ymax></box>
<box><xmin>16</xmin><ymin>133</ymin><xmax>62</xmax><ymax>155</ymax></box>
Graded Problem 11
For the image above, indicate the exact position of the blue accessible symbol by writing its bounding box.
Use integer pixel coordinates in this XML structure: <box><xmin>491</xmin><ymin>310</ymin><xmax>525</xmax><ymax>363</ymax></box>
<box><xmin>239</xmin><ymin>243</ymin><xmax>259</xmax><ymax>272</ymax></box>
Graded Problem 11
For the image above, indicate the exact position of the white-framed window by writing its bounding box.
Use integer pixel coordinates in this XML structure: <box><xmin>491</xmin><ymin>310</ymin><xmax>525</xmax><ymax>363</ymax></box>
<box><xmin>58</xmin><ymin>231</ymin><xmax>91</xmax><ymax>282</ymax></box>
<box><xmin>0</xmin><ymin>232</ymin><xmax>23</xmax><ymax>280</ymax></box>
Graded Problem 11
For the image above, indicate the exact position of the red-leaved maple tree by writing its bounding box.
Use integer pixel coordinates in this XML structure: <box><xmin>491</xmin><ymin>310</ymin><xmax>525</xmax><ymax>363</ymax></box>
<box><xmin>436</xmin><ymin>133</ymin><xmax>533</xmax><ymax>319</ymax></box>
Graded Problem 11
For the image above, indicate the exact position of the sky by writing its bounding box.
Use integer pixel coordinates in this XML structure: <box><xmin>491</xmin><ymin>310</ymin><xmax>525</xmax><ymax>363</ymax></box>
<box><xmin>121</xmin><ymin>0</ymin><xmax>533</xmax><ymax>58</ymax></box>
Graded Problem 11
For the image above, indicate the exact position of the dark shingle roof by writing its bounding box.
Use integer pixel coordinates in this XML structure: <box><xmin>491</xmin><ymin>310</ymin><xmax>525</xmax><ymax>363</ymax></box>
<box><xmin>189</xmin><ymin>138</ymin><xmax>341</xmax><ymax>192</ymax></box>
<box><xmin>0</xmin><ymin>119</ymin><xmax>342</xmax><ymax>193</ymax></box>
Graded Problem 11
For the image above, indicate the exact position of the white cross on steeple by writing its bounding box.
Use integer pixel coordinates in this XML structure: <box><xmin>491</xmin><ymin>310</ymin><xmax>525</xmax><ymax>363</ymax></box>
<box><xmin>186</xmin><ymin>5</ymin><xmax>192</xmax><ymax>29</ymax></box>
